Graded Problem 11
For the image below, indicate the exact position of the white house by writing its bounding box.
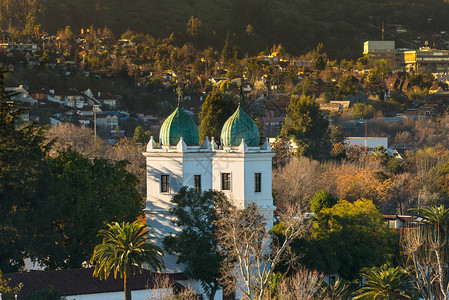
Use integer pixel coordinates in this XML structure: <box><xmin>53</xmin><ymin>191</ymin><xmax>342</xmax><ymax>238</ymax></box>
<box><xmin>5</xmin><ymin>85</ymin><xmax>38</xmax><ymax>107</ymax></box>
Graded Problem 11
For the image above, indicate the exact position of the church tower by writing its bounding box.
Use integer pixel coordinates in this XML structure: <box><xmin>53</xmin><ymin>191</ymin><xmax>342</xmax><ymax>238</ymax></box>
<box><xmin>143</xmin><ymin>104</ymin><xmax>275</xmax><ymax>271</ymax></box>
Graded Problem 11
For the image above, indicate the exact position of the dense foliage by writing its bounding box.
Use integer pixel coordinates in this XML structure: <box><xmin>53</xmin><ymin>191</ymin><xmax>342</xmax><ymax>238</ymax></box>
<box><xmin>0</xmin><ymin>71</ymin><xmax>55</xmax><ymax>271</ymax></box>
<box><xmin>3</xmin><ymin>0</ymin><xmax>449</xmax><ymax>57</ymax></box>
<box><xmin>275</xmin><ymin>199</ymin><xmax>397</xmax><ymax>280</ymax></box>
<box><xmin>198</xmin><ymin>89</ymin><xmax>238</xmax><ymax>144</ymax></box>
<box><xmin>163</xmin><ymin>187</ymin><xmax>226</xmax><ymax>300</ymax></box>
<box><xmin>281</xmin><ymin>95</ymin><xmax>331</xmax><ymax>161</ymax></box>
<box><xmin>43</xmin><ymin>149</ymin><xmax>143</xmax><ymax>269</ymax></box>
<box><xmin>0</xmin><ymin>70</ymin><xmax>144</xmax><ymax>271</ymax></box>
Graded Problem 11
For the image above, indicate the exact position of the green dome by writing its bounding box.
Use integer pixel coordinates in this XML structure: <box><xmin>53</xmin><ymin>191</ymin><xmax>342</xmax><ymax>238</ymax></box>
<box><xmin>159</xmin><ymin>107</ymin><xmax>199</xmax><ymax>146</ymax></box>
<box><xmin>221</xmin><ymin>105</ymin><xmax>260</xmax><ymax>147</ymax></box>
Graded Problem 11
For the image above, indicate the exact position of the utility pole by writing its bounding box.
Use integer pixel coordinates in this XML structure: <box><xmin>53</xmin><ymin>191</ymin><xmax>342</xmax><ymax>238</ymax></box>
<box><xmin>93</xmin><ymin>104</ymin><xmax>100</xmax><ymax>142</ymax></box>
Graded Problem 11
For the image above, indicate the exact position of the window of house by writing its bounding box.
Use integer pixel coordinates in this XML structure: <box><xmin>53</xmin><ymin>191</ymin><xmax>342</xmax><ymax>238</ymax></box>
<box><xmin>194</xmin><ymin>175</ymin><xmax>201</xmax><ymax>192</ymax></box>
<box><xmin>255</xmin><ymin>173</ymin><xmax>261</xmax><ymax>193</ymax></box>
<box><xmin>221</xmin><ymin>173</ymin><xmax>231</xmax><ymax>190</ymax></box>
<box><xmin>161</xmin><ymin>175</ymin><xmax>169</xmax><ymax>193</ymax></box>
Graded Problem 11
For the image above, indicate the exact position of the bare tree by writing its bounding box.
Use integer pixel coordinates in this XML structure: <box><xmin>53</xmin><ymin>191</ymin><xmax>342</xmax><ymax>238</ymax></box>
<box><xmin>47</xmin><ymin>122</ymin><xmax>104</xmax><ymax>157</ymax></box>
<box><xmin>105</xmin><ymin>138</ymin><xmax>146</xmax><ymax>194</ymax></box>
<box><xmin>277</xmin><ymin>266</ymin><xmax>324</xmax><ymax>300</ymax></box>
<box><xmin>150</xmin><ymin>274</ymin><xmax>199</xmax><ymax>300</ymax></box>
<box><xmin>272</xmin><ymin>157</ymin><xmax>322</xmax><ymax>210</ymax></box>
<box><xmin>215</xmin><ymin>200</ymin><xmax>308</xmax><ymax>300</ymax></box>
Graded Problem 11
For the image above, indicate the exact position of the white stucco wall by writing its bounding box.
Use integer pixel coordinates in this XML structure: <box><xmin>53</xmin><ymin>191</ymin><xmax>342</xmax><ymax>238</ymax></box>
<box><xmin>345</xmin><ymin>137</ymin><xmax>388</xmax><ymax>149</ymax></box>
<box><xmin>143</xmin><ymin>143</ymin><xmax>275</xmax><ymax>297</ymax></box>
<box><xmin>65</xmin><ymin>288</ymin><xmax>170</xmax><ymax>300</ymax></box>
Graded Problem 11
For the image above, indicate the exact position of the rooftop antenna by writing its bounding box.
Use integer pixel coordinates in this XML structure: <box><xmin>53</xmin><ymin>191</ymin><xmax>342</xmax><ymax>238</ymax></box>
<box><xmin>176</xmin><ymin>85</ymin><xmax>183</xmax><ymax>106</ymax></box>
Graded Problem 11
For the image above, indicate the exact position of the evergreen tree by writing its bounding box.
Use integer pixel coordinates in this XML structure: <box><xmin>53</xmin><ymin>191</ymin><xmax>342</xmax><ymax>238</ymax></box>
<box><xmin>280</xmin><ymin>95</ymin><xmax>331</xmax><ymax>161</ymax></box>
<box><xmin>309</xmin><ymin>190</ymin><xmax>338</xmax><ymax>214</ymax></box>
<box><xmin>132</xmin><ymin>125</ymin><xmax>151</xmax><ymax>146</ymax></box>
<box><xmin>221</xmin><ymin>32</ymin><xmax>233</xmax><ymax>63</ymax></box>
<box><xmin>43</xmin><ymin>149</ymin><xmax>144</xmax><ymax>269</ymax></box>
<box><xmin>0</xmin><ymin>70</ymin><xmax>54</xmax><ymax>271</ymax></box>
<box><xmin>198</xmin><ymin>89</ymin><xmax>237</xmax><ymax>144</ymax></box>
<box><xmin>301</xmin><ymin>199</ymin><xmax>396</xmax><ymax>280</ymax></box>
<box><xmin>164</xmin><ymin>187</ymin><xmax>226</xmax><ymax>300</ymax></box>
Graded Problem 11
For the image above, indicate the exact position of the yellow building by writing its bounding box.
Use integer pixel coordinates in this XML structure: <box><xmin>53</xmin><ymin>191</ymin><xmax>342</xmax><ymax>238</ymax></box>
<box><xmin>403</xmin><ymin>47</ymin><xmax>449</xmax><ymax>73</ymax></box>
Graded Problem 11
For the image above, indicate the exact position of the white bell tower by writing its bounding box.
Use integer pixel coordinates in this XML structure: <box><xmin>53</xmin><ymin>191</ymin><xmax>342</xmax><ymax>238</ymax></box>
<box><xmin>143</xmin><ymin>105</ymin><xmax>275</xmax><ymax>272</ymax></box>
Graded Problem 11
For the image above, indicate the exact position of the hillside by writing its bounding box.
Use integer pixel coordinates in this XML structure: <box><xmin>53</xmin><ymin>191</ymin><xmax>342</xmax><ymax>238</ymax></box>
<box><xmin>2</xmin><ymin>0</ymin><xmax>449</xmax><ymax>58</ymax></box>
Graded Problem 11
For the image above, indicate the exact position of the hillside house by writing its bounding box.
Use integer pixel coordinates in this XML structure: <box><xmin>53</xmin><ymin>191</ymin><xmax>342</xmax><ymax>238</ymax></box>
<box><xmin>96</xmin><ymin>113</ymin><xmax>119</xmax><ymax>131</ymax></box>
<box><xmin>5</xmin><ymin>85</ymin><xmax>38</xmax><ymax>107</ymax></box>
<box><xmin>96</xmin><ymin>92</ymin><xmax>118</xmax><ymax>109</ymax></box>
<box><xmin>51</xmin><ymin>88</ymin><xmax>88</xmax><ymax>108</ymax></box>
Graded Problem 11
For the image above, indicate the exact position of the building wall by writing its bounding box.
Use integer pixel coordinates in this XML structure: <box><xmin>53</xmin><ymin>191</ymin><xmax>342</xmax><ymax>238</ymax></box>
<box><xmin>182</xmin><ymin>153</ymin><xmax>214</xmax><ymax>192</ymax></box>
<box><xmin>363</xmin><ymin>41</ymin><xmax>395</xmax><ymax>53</ymax></box>
<box><xmin>65</xmin><ymin>288</ymin><xmax>170</xmax><ymax>300</ymax></box>
<box><xmin>345</xmin><ymin>137</ymin><xmax>388</xmax><ymax>149</ymax></box>
<box><xmin>143</xmin><ymin>144</ymin><xmax>275</xmax><ymax>286</ymax></box>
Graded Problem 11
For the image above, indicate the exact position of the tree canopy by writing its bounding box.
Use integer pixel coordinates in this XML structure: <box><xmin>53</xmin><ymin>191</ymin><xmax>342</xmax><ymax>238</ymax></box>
<box><xmin>42</xmin><ymin>149</ymin><xmax>144</xmax><ymax>269</ymax></box>
<box><xmin>163</xmin><ymin>187</ymin><xmax>226</xmax><ymax>300</ymax></box>
<box><xmin>280</xmin><ymin>95</ymin><xmax>331</xmax><ymax>161</ymax></box>
<box><xmin>198</xmin><ymin>89</ymin><xmax>237</xmax><ymax>144</ymax></box>
<box><xmin>297</xmin><ymin>199</ymin><xmax>396</xmax><ymax>280</ymax></box>
<box><xmin>0</xmin><ymin>70</ymin><xmax>55</xmax><ymax>272</ymax></box>
<box><xmin>309</xmin><ymin>190</ymin><xmax>338</xmax><ymax>215</ymax></box>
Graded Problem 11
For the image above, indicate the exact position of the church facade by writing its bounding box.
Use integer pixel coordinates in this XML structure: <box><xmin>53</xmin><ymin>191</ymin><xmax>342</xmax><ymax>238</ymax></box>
<box><xmin>143</xmin><ymin>104</ymin><xmax>275</xmax><ymax>274</ymax></box>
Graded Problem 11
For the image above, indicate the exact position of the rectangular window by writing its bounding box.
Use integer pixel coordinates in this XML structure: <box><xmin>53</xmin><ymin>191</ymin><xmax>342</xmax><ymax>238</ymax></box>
<box><xmin>255</xmin><ymin>173</ymin><xmax>261</xmax><ymax>193</ymax></box>
<box><xmin>161</xmin><ymin>175</ymin><xmax>169</xmax><ymax>193</ymax></box>
<box><xmin>221</xmin><ymin>173</ymin><xmax>231</xmax><ymax>190</ymax></box>
<box><xmin>194</xmin><ymin>175</ymin><xmax>201</xmax><ymax>192</ymax></box>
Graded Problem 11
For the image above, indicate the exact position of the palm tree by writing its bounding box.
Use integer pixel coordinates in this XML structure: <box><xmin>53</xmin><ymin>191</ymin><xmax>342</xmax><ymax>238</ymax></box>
<box><xmin>90</xmin><ymin>221</ymin><xmax>165</xmax><ymax>300</ymax></box>
<box><xmin>354</xmin><ymin>264</ymin><xmax>414</xmax><ymax>300</ymax></box>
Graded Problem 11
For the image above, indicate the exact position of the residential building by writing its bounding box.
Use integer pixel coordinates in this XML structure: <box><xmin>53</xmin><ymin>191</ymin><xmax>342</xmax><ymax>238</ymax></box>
<box><xmin>96</xmin><ymin>92</ymin><xmax>118</xmax><ymax>109</ymax></box>
<box><xmin>0</xmin><ymin>43</ymin><xmax>38</xmax><ymax>53</ymax></box>
<box><xmin>96</xmin><ymin>113</ymin><xmax>119</xmax><ymax>131</ymax></box>
<box><xmin>5</xmin><ymin>85</ymin><xmax>38</xmax><ymax>107</ymax></box>
<box><xmin>51</xmin><ymin>88</ymin><xmax>88</xmax><ymax>108</ymax></box>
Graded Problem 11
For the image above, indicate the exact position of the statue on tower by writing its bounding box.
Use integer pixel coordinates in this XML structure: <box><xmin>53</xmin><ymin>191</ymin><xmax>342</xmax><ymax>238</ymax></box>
<box><xmin>176</xmin><ymin>85</ymin><xmax>183</xmax><ymax>106</ymax></box>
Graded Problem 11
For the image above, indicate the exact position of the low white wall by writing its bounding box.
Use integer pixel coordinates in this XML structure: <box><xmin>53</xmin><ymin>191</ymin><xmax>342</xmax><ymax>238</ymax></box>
<box><xmin>345</xmin><ymin>137</ymin><xmax>388</xmax><ymax>149</ymax></box>
<box><xmin>65</xmin><ymin>288</ymin><xmax>170</xmax><ymax>300</ymax></box>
